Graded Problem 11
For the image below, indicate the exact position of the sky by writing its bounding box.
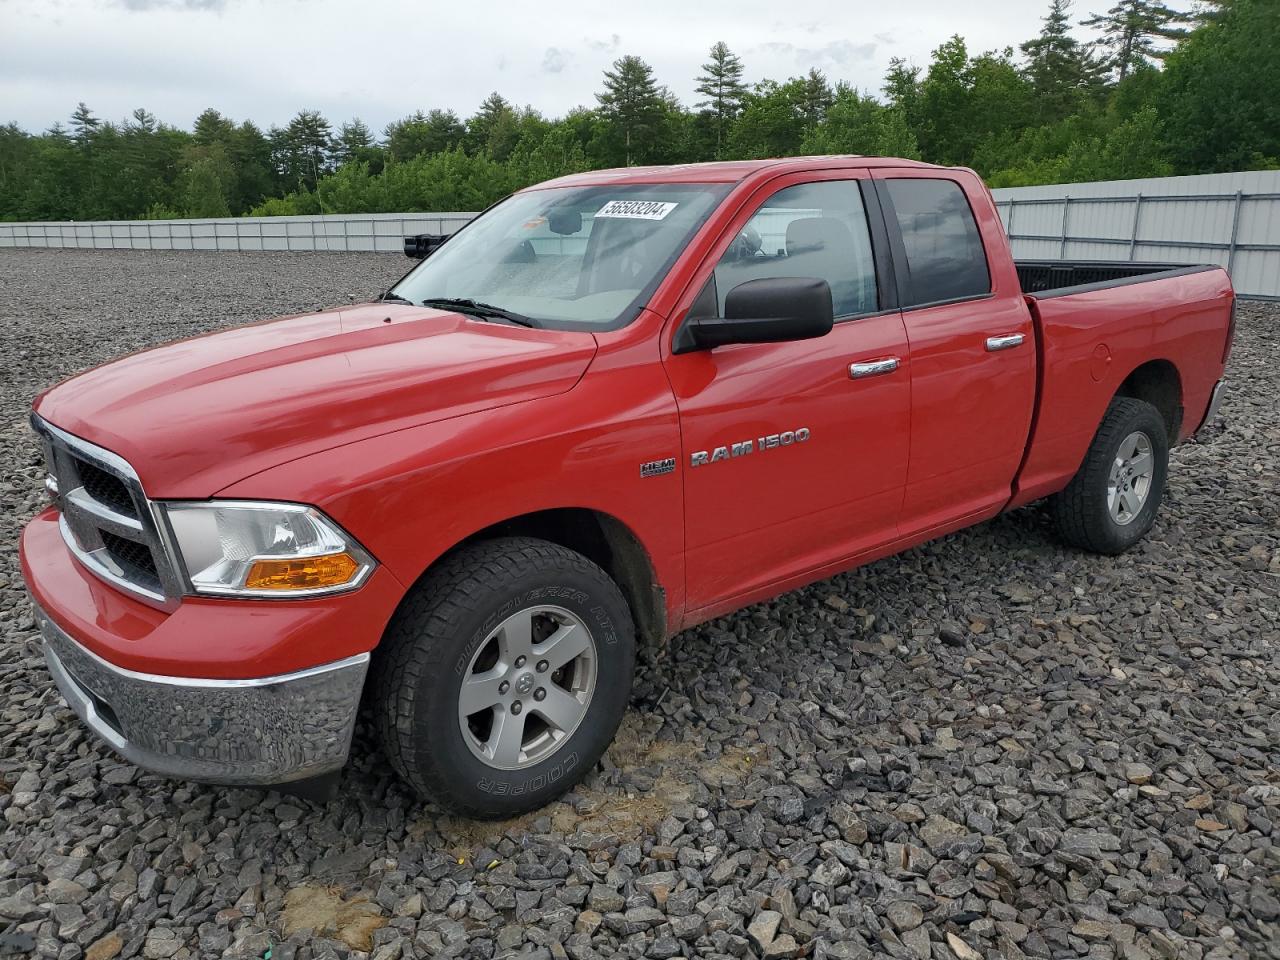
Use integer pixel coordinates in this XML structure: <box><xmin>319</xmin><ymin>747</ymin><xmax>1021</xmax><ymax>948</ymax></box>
<box><xmin>2</xmin><ymin>0</ymin><xmax>1130</xmax><ymax>135</ymax></box>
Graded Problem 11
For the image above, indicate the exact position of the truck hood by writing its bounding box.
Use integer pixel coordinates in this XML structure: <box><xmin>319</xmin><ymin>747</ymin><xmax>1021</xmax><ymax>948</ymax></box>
<box><xmin>35</xmin><ymin>303</ymin><xmax>598</xmax><ymax>498</ymax></box>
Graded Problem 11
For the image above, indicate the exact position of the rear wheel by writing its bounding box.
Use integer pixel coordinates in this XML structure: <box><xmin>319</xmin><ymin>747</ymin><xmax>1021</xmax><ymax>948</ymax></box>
<box><xmin>1050</xmin><ymin>397</ymin><xmax>1169</xmax><ymax>555</ymax></box>
<box><xmin>372</xmin><ymin>537</ymin><xmax>635</xmax><ymax>818</ymax></box>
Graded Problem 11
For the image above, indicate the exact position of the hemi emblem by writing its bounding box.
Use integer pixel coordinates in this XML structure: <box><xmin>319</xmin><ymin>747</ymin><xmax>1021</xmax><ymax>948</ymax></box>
<box><xmin>640</xmin><ymin>457</ymin><xmax>677</xmax><ymax>478</ymax></box>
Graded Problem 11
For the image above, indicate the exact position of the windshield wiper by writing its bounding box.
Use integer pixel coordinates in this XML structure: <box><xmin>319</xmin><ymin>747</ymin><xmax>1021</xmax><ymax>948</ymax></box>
<box><xmin>379</xmin><ymin>291</ymin><xmax>415</xmax><ymax>305</ymax></box>
<box><xmin>418</xmin><ymin>297</ymin><xmax>537</xmax><ymax>328</ymax></box>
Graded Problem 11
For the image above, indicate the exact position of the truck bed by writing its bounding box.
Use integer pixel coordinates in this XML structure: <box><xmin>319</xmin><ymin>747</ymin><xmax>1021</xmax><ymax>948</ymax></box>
<box><xmin>1016</xmin><ymin>260</ymin><xmax>1217</xmax><ymax>297</ymax></box>
<box><xmin>1009</xmin><ymin>263</ymin><xmax>1234</xmax><ymax>509</ymax></box>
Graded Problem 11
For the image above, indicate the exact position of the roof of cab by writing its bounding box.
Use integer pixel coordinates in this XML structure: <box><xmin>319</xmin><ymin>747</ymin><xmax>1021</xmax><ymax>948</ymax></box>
<box><xmin>528</xmin><ymin>156</ymin><xmax>942</xmax><ymax>190</ymax></box>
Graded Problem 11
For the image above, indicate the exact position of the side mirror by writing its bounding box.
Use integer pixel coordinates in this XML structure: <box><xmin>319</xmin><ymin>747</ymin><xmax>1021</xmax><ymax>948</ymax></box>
<box><xmin>404</xmin><ymin>234</ymin><xmax>450</xmax><ymax>260</ymax></box>
<box><xmin>675</xmin><ymin>277</ymin><xmax>834</xmax><ymax>353</ymax></box>
<box><xmin>548</xmin><ymin>209</ymin><xmax>583</xmax><ymax>235</ymax></box>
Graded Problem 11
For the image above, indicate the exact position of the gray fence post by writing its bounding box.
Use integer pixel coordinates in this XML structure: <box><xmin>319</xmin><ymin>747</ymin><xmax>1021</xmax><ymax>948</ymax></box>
<box><xmin>1227</xmin><ymin>190</ymin><xmax>1244</xmax><ymax>276</ymax></box>
<box><xmin>1059</xmin><ymin>197</ymin><xmax>1071</xmax><ymax>258</ymax></box>
<box><xmin>1128</xmin><ymin>194</ymin><xmax>1143</xmax><ymax>260</ymax></box>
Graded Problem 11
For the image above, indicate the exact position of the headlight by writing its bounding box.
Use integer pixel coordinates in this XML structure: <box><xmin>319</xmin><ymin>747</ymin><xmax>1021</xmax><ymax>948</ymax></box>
<box><xmin>160</xmin><ymin>501</ymin><xmax>375</xmax><ymax>598</ymax></box>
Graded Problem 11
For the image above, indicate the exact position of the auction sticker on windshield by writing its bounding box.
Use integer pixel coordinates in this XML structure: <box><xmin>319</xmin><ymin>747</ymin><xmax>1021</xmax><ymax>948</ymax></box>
<box><xmin>595</xmin><ymin>200</ymin><xmax>679</xmax><ymax>220</ymax></box>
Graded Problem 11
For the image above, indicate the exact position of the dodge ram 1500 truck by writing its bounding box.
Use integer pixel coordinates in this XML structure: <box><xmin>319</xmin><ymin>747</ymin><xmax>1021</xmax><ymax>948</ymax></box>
<box><xmin>21</xmin><ymin>157</ymin><xmax>1233</xmax><ymax>818</ymax></box>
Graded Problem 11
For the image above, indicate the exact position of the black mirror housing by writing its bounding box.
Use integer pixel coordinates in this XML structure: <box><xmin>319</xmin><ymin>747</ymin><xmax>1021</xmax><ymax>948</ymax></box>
<box><xmin>404</xmin><ymin>234</ymin><xmax>450</xmax><ymax>260</ymax></box>
<box><xmin>675</xmin><ymin>277</ymin><xmax>834</xmax><ymax>353</ymax></box>
<box><xmin>548</xmin><ymin>209</ymin><xmax>583</xmax><ymax>235</ymax></box>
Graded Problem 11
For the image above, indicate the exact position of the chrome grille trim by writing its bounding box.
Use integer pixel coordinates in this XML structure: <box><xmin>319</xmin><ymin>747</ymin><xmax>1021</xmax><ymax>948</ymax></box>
<box><xmin>33</xmin><ymin>414</ymin><xmax>182</xmax><ymax>610</ymax></box>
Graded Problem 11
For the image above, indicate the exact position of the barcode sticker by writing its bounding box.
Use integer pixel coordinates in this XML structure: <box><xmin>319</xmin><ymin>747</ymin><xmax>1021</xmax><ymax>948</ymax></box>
<box><xmin>595</xmin><ymin>200</ymin><xmax>679</xmax><ymax>220</ymax></box>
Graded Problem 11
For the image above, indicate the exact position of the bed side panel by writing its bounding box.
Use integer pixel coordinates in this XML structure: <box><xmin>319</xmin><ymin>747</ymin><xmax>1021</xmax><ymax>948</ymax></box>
<box><xmin>1009</xmin><ymin>267</ymin><xmax>1232</xmax><ymax>508</ymax></box>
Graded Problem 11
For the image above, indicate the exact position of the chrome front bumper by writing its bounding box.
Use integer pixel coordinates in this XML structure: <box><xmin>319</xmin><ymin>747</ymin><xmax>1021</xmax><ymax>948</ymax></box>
<box><xmin>36</xmin><ymin>604</ymin><xmax>368</xmax><ymax>786</ymax></box>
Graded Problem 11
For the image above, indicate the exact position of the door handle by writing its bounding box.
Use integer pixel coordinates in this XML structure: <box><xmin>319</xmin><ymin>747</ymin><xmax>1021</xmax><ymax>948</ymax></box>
<box><xmin>986</xmin><ymin>333</ymin><xmax>1025</xmax><ymax>352</ymax></box>
<box><xmin>849</xmin><ymin>357</ymin><xmax>899</xmax><ymax>379</ymax></box>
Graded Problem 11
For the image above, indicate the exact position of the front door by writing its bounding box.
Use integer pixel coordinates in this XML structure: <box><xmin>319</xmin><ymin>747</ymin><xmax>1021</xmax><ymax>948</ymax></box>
<box><xmin>662</xmin><ymin>173</ymin><xmax>911</xmax><ymax>614</ymax></box>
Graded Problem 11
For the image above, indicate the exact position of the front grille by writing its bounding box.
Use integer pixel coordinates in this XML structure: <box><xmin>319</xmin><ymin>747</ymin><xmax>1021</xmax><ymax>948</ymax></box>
<box><xmin>101</xmin><ymin>530</ymin><xmax>162</xmax><ymax>593</ymax></box>
<box><xmin>76</xmin><ymin>460</ymin><xmax>137</xmax><ymax>518</ymax></box>
<box><xmin>34</xmin><ymin>415</ymin><xmax>179</xmax><ymax>607</ymax></box>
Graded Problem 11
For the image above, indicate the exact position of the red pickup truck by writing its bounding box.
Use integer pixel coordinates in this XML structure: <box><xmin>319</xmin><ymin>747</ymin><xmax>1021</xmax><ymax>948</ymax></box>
<box><xmin>21</xmin><ymin>157</ymin><xmax>1233</xmax><ymax>817</ymax></box>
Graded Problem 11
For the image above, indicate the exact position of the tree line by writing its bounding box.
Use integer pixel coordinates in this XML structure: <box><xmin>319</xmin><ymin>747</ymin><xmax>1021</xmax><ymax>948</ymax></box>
<box><xmin>0</xmin><ymin>0</ymin><xmax>1274</xmax><ymax>222</ymax></box>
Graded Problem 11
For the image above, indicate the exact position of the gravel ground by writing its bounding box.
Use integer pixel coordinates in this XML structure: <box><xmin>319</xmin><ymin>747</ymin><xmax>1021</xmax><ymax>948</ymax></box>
<box><xmin>0</xmin><ymin>248</ymin><xmax>1276</xmax><ymax>960</ymax></box>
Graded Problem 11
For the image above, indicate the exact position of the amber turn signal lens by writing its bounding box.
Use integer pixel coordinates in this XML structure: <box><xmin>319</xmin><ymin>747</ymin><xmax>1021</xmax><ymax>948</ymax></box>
<box><xmin>243</xmin><ymin>552</ymin><xmax>360</xmax><ymax>591</ymax></box>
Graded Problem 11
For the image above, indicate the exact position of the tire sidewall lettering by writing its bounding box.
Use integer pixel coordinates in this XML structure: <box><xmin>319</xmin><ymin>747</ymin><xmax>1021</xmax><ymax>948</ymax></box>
<box><xmin>477</xmin><ymin>751</ymin><xmax>578</xmax><ymax>795</ymax></box>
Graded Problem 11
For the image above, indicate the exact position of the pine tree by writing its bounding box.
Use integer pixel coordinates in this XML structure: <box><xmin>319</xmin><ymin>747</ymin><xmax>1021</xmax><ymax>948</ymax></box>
<box><xmin>694</xmin><ymin>42</ymin><xmax>747</xmax><ymax>157</ymax></box>
<box><xmin>1022</xmin><ymin>0</ymin><xmax>1104</xmax><ymax>119</ymax></box>
<box><xmin>467</xmin><ymin>92</ymin><xmax>516</xmax><ymax>156</ymax></box>
<box><xmin>799</xmin><ymin>68</ymin><xmax>835</xmax><ymax>129</ymax></box>
<box><xmin>1081</xmin><ymin>0</ymin><xmax>1189</xmax><ymax>81</ymax></box>
<box><xmin>192</xmin><ymin>108</ymin><xmax>234</xmax><ymax>146</ymax></box>
<box><xmin>334</xmin><ymin>119</ymin><xmax>374</xmax><ymax>165</ymax></box>
<box><xmin>69</xmin><ymin>102</ymin><xmax>99</xmax><ymax>144</ymax></box>
<box><xmin>596</xmin><ymin>55</ymin><xmax>665</xmax><ymax>165</ymax></box>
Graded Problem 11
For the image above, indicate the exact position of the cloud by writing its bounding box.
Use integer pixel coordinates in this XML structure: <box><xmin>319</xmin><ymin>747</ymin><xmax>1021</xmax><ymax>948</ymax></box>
<box><xmin>114</xmin><ymin>0</ymin><xmax>228</xmax><ymax>8</ymax></box>
<box><xmin>542</xmin><ymin>47</ymin><xmax>570</xmax><ymax>74</ymax></box>
<box><xmin>753</xmin><ymin>39</ymin><xmax>878</xmax><ymax>70</ymax></box>
<box><xmin>584</xmin><ymin>33</ymin><xmax>621</xmax><ymax>52</ymax></box>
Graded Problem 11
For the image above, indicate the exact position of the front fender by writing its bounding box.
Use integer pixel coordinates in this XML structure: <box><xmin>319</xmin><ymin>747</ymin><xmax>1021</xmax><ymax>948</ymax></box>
<box><xmin>216</xmin><ymin>345</ymin><xmax>685</xmax><ymax>632</ymax></box>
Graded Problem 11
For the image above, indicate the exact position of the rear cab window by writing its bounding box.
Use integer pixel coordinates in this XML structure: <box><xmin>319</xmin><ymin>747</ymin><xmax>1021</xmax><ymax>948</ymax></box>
<box><xmin>883</xmin><ymin>178</ymin><xmax>991</xmax><ymax>307</ymax></box>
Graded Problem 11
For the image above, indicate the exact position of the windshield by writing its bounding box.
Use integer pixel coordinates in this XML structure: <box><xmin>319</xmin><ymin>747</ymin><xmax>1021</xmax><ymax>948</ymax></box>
<box><xmin>390</xmin><ymin>183</ymin><xmax>731</xmax><ymax>330</ymax></box>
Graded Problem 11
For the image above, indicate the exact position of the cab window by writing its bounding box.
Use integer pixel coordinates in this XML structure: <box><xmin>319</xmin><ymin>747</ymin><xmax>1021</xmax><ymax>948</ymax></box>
<box><xmin>884</xmin><ymin>178</ymin><xmax>991</xmax><ymax>306</ymax></box>
<box><xmin>713</xmin><ymin>180</ymin><xmax>878</xmax><ymax>319</ymax></box>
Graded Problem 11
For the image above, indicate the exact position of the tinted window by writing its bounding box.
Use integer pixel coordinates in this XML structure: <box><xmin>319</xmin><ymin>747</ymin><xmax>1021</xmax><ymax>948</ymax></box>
<box><xmin>885</xmin><ymin>178</ymin><xmax>990</xmax><ymax>306</ymax></box>
<box><xmin>713</xmin><ymin>181</ymin><xmax>878</xmax><ymax>318</ymax></box>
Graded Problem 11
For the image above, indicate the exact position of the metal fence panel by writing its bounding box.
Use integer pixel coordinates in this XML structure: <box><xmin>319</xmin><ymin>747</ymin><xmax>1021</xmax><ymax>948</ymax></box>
<box><xmin>993</xmin><ymin>169</ymin><xmax>1280</xmax><ymax>299</ymax></box>
<box><xmin>4</xmin><ymin>171</ymin><xmax>1279</xmax><ymax>298</ymax></box>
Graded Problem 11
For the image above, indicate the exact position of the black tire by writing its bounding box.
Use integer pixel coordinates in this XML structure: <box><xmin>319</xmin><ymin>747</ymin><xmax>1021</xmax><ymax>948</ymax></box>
<box><xmin>1050</xmin><ymin>396</ymin><xmax>1170</xmax><ymax>555</ymax></box>
<box><xmin>372</xmin><ymin>536</ymin><xmax>636</xmax><ymax>818</ymax></box>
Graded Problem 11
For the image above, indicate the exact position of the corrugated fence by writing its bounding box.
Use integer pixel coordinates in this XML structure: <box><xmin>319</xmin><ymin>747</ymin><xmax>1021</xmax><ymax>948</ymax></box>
<box><xmin>991</xmin><ymin>170</ymin><xmax>1280</xmax><ymax>301</ymax></box>
<box><xmin>2</xmin><ymin>170</ymin><xmax>1278</xmax><ymax>299</ymax></box>
<box><xmin>0</xmin><ymin>212</ymin><xmax>474</xmax><ymax>254</ymax></box>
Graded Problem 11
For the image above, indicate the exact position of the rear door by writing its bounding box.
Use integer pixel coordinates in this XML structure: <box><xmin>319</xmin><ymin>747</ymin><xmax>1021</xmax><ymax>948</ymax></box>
<box><xmin>662</xmin><ymin>170</ymin><xmax>912</xmax><ymax>613</ymax></box>
<box><xmin>872</xmin><ymin>169</ymin><xmax>1037</xmax><ymax>536</ymax></box>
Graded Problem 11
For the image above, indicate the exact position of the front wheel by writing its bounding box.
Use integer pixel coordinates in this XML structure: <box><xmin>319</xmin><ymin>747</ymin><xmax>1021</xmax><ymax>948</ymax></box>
<box><xmin>372</xmin><ymin>537</ymin><xmax>636</xmax><ymax>818</ymax></box>
<box><xmin>1050</xmin><ymin>396</ymin><xmax>1170</xmax><ymax>555</ymax></box>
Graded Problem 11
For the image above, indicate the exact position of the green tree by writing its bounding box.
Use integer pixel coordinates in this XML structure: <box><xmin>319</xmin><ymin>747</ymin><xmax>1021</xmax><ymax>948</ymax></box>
<box><xmin>69</xmin><ymin>102</ymin><xmax>100</xmax><ymax>143</ymax></box>
<box><xmin>288</xmin><ymin>110</ymin><xmax>333</xmax><ymax>189</ymax></box>
<box><xmin>179</xmin><ymin>149</ymin><xmax>233</xmax><ymax>217</ymax></box>
<box><xmin>1158</xmin><ymin>0</ymin><xmax>1280</xmax><ymax>171</ymax></box>
<box><xmin>192</xmin><ymin>108</ymin><xmax>234</xmax><ymax>146</ymax></box>
<box><xmin>727</xmin><ymin>79</ymin><xmax>802</xmax><ymax>158</ymax></box>
<box><xmin>466</xmin><ymin>93</ymin><xmax>521</xmax><ymax>159</ymax></box>
<box><xmin>1022</xmin><ymin>0</ymin><xmax>1105</xmax><ymax>121</ymax></box>
<box><xmin>384</xmin><ymin>109</ymin><xmax>465</xmax><ymax>162</ymax></box>
<box><xmin>798</xmin><ymin>68</ymin><xmax>835</xmax><ymax>130</ymax></box>
<box><xmin>914</xmin><ymin>38</ymin><xmax>1035</xmax><ymax>167</ymax></box>
<box><xmin>1081</xmin><ymin>0</ymin><xmax>1189</xmax><ymax>81</ymax></box>
<box><xmin>333</xmin><ymin>118</ymin><xmax>375</xmax><ymax>165</ymax></box>
<box><xmin>800</xmin><ymin>86</ymin><xmax>922</xmax><ymax>159</ymax></box>
<box><xmin>596</xmin><ymin>55</ymin><xmax>665</xmax><ymax>165</ymax></box>
<box><xmin>694</xmin><ymin>41</ymin><xmax>747</xmax><ymax>157</ymax></box>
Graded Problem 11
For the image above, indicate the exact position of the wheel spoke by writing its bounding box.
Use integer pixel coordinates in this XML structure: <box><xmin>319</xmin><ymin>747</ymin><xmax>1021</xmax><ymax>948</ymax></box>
<box><xmin>1120</xmin><ymin>488</ymin><xmax>1139</xmax><ymax>516</ymax></box>
<box><xmin>533</xmin><ymin>686</ymin><xmax>584</xmax><ymax>733</ymax></box>
<box><xmin>458</xmin><ymin>671</ymin><xmax>506</xmax><ymax>717</ymax></box>
<box><xmin>498</xmin><ymin>611</ymin><xmax>534</xmax><ymax>660</ymax></box>
<box><xmin>535</xmin><ymin>622</ymin><xmax>590</xmax><ymax>672</ymax></box>
<box><xmin>486</xmin><ymin>707</ymin><xmax>527</xmax><ymax>765</ymax></box>
<box><xmin>1128</xmin><ymin>451</ymin><xmax>1152</xmax><ymax>478</ymax></box>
